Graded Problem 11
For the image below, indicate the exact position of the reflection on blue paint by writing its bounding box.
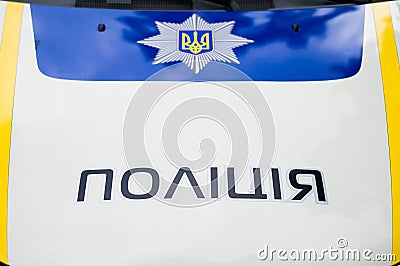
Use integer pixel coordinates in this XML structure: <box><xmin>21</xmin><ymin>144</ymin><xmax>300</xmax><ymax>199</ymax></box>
<box><xmin>31</xmin><ymin>5</ymin><xmax>364</xmax><ymax>81</ymax></box>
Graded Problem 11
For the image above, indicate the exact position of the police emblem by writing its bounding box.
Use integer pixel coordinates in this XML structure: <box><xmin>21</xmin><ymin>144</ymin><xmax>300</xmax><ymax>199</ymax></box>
<box><xmin>138</xmin><ymin>14</ymin><xmax>253</xmax><ymax>74</ymax></box>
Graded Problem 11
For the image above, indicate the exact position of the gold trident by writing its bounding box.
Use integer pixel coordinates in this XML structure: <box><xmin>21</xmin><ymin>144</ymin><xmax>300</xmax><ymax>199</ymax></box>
<box><xmin>181</xmin><ymin>31</ymin><xmax>210</xmax><ymax>55</ymax></box>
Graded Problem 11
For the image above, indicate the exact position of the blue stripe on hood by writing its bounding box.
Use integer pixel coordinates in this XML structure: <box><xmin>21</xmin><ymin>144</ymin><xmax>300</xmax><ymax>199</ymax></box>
<box><xmin>31</xmin><ymin>5</ymin><xmax>364</xmax><ymax>81</ymax></box>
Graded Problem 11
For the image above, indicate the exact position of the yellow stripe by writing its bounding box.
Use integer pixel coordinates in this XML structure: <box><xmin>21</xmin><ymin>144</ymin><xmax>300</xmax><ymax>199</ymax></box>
<box><xmin>373</xmin><ymin>3</ymin><xmax>400</xmax><ymax>265</ymax></box>
<box><xmin>0</xmin><ymin>2</ymin><xmax>23</xmax><ymax>264</ymax></box>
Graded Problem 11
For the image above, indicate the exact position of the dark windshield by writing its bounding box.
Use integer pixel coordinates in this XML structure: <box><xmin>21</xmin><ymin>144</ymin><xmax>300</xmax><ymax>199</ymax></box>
<box><xmin>9</xmin><ymin>0</ymin><xmax>384</xmax><ymax>10</ymax></box>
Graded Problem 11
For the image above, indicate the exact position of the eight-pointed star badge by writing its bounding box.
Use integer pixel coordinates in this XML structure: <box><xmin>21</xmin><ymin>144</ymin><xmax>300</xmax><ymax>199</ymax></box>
<box><xmin>138</xmin><ymin>14</ymin><xmax>254</xmax><ymax>74</ymax></box>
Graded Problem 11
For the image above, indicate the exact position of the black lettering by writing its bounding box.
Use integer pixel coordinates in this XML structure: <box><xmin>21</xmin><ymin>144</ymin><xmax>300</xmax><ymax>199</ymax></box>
<box><xmin>211</xmin><ymin>167</ymin><xmax>218</xmax><ymax>198</ymax></box>
<box><xmin>227</xmin><ymin>167</ymin><xmax>267</xmax><ymax>199</ymax></box>
<box><xmin>121</xmin><ymin>168</ymin><xmax>160</xmax><ymax>200</ymax></box>
<box><xmin>165</xmin><ymin>167</ymin><xmax>205</xmax><ymax>199</ymax></box>
<box><xmin>289</xmin><ymin>169</ymin><xmax>326</xmax><ymax>202</ymax></box>
<box><xmin>271</xmin><ymin>168</ymin><xmax>282</xmax><ymax>200</ymax></box>
<box><xmin>77</xmin><ymin>169</ymin><xmax>113</xmax><ymax>202</ymax></box>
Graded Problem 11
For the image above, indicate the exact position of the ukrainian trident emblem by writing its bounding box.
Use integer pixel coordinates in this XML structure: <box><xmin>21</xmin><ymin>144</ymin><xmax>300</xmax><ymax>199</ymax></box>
<box><xmin>138</xmin><ymin>14</ymin><xmax>253</xmax><ymax>74</ymax></box>
<box><xmin>179</xmin><ymin>30</ymin><xmax>213</xmax><ymax>55</ymax></box>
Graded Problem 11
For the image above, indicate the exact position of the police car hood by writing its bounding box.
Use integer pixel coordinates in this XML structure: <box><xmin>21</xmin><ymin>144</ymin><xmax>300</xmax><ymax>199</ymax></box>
<box><xmin>1</xmin><ymin>1</ymin><xmax>400</xmax><ymax>265</ymax></box>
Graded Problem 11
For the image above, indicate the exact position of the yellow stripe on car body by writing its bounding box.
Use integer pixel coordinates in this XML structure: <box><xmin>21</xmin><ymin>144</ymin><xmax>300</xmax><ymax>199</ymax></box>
<box><xmin>373</xmin><ymin>3</ymin><xmax>400</xmax><ymax>265</ymax></box>
<box><xmin>0</xmin><ymin>2</ymin><xmax>23</xmax><ymax>264</ymax></box>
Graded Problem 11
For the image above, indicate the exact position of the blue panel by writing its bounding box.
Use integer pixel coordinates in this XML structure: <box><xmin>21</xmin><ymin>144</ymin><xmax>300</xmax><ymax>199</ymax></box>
<box><xmin>31</xmin><ymin>5</ymin><xmax>364</xmax><ymax>81</ymax></box>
